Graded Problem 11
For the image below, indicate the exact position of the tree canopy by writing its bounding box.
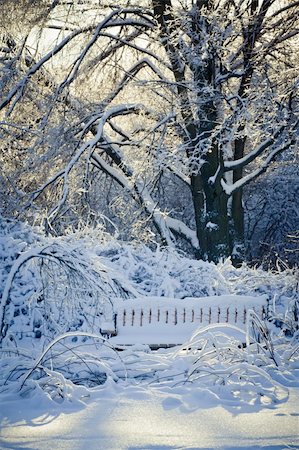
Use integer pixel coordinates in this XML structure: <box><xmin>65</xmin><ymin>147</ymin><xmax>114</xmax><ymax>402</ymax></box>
<box><xmin>0</xmin><ymin>0</ymin><xmax>298</xmax><ymax>264</ymax></box>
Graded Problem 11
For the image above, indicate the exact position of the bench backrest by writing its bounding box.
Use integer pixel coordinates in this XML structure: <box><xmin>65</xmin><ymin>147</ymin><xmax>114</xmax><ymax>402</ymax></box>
<box><xmin>101</xmin><ymin>295</ymin><xmax>269</xmax><ymax>340</ymax></box>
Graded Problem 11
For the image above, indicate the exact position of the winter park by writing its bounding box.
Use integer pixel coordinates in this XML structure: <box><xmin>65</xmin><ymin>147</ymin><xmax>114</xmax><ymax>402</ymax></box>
<box><xmin>0</xmin><ymin>0</ymin><xmax>298</xmax><ymax>449</ymax></box>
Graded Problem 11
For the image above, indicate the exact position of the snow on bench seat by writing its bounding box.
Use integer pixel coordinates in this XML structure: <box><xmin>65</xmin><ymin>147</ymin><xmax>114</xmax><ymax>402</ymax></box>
<box><xmin>108</xmin><ymin>295</ymin><xmax>268</xmax><ymax>348</ymax></box>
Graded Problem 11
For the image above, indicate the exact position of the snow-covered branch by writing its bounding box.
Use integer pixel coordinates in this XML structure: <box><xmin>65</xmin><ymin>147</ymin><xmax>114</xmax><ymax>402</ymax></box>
<box><xmin>101</xmin><ymin>58</ymin><xmax>167</xmax><ymax>107</ymax></box>
<box><xmin>221</xmin><ymin>137</ymin><xmax>296</xmax><ymax>196</ymax></box>
<box><xmin>57</xmin><ymin>11</ymin><xmax>119</xmax><ymax>92</ymax></box>
<box><xmin>91</xmin><ymin>152</ymin><xmax>132</xmax><ymax>191</ymax></box>
<box><xmin>269</xmin><ymin>1</ymin><xmax>299</xmax><ymax>18</ymax></box>
<box><xmin>48</xmin><ymin>105</ymin><xmax>142</xmax><ymax>223</ymax></box>
<box><xmin>138</xmin><ymin>184</ymin><xmax>199</xmax><ymax>249</ymax></box>
<box><xmin>224</xmin><ymin>127</ymin><xmax>285</xmax><ymax>172</ymax></box>
<box><xmin>0</xmin><ymin>8</ymin><xmax>154</xmax><ymax>113</ymax></box>
<box><xmin>90</xmin><ymin>129</ymin><xmax>198</xmax><ymax>249</ymax></box>
<box><xmin>0</xmin><ymin>25</ymin><xmax>95</xmax><ymax>112</ymax></box>
<box><xmin>98</xmin><ymin>31</ymin><xmax>171</xmax><ymax>69</ymax></box>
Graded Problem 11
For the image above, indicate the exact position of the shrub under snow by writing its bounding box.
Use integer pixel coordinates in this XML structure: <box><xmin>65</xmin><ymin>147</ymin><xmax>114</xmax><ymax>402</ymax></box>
<box><xmin>0</xmin><ymin>219</ymin><xmax>298</xmax><ymax>409</ymax></box>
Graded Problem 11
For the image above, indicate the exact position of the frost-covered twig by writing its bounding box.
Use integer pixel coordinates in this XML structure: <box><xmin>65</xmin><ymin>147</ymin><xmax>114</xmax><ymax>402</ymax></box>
<box><xmin>19</xmin><ymin>331</ymin><xmax>126</xmax><ymax>390</ymax></box>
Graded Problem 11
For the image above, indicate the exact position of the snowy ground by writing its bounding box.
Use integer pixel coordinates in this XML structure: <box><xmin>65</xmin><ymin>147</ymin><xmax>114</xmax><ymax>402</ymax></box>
<box><xmin>0</xmin><ymin>384</ymin><xmax>298</xmax><ymax>450</ymax></box>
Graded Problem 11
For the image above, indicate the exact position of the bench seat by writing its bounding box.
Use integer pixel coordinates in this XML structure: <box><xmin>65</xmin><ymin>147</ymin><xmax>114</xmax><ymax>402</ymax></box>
<box><xmin>103</xmin><ymin>294</ymin><xmax>268</xmax><ymax>348</ymax></box>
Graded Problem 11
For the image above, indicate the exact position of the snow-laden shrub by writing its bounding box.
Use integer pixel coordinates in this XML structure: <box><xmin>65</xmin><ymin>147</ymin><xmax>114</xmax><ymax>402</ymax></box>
<box><xmin>1</xmin><ymin>319</ymin><xmax>298</xmax><ymax>410</ymax></box>
<box><xmin>1</xmin><ymin>220</ymin><xmax>298</xmax><ymax>346</ymax></box>
<box><xmin>96</xmin><ymin>244</ymin><xmax>229</xmax><ymax>298</ymax></box>
<box><xmin>0</xmin><ymin>219</ymin><xmax>298</xmax><ymax>410</ymax></box>
<box><xmin>0</xmin><ymin>220</ymin><xmax>133</xmax><ymax>346</ymax></box>
<box><xmin>219</xmin><ymin>258</ymin><xmax>298</xmax><ymax>325</ymax></box>
<box><xmin>219</xmin><ymin>258</ymin><xmax>298</xmax><ymax>299</ymax></box>
<box><xmin>270</xmin><ymin>297</ymin><xmax>299</xmax><ymax>337</ymax></box>
<box><xmin>0</xmin><ymin>219</ymin><xmax>42</xmax><ymax>339</ymax></box>
<box><xmin>173</xmin><ymin>326</ymin><xmax>294</xmax><ymax>408</ymax></box>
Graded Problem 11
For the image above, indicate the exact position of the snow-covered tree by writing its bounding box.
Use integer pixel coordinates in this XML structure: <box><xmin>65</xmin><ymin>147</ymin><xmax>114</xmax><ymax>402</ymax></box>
<box><xmin>0</xmin><ymin>0</ymin><xmax>298</xmax><ymax>263</ymax></box>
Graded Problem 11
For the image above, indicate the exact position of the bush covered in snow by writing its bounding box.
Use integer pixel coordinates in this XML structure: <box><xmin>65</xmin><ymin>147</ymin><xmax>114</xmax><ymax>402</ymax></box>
<box><xmin>0</xmin><ymin>219</ymin><xmax>133</xmax><ymax>346</ymax></box>
<box><xmin>0</xmin><ymin>218</ymin><xmax>298</xmax><ymax>409</ymax></box>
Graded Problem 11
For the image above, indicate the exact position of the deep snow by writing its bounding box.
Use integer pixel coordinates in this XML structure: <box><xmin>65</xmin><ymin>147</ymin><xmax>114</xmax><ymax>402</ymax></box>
<box><xmin>0</xmin><ymin>384</ymin><xmax>298</xmax><ymax>450</ymax></box>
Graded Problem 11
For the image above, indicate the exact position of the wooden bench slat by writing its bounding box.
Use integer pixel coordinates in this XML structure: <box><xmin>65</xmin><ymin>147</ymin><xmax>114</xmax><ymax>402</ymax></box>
<box><xmin>104</xmin><ymin>295</ymin><xmax>269</xmax><ymax>347</ymax></box>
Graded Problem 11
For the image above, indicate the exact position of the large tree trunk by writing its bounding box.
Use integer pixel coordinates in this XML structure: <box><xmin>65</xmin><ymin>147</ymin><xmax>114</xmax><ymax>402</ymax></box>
<box><xmin>231</xmin><ymin>137</ymin><xmax>246</xmax><ymax>265</ymax></box>
<box><xmin>152</xmin><ymin>0</ymin><xmax>272</xmax><ymax>264</ymax></box>
<box><xmin>189</xmin><ymin>10</ymin><xmax>231</xmax><ymax>262</ymax></box>
<box><xmin>191</xmin><ymin>147</ymin><xmax>231</xmax><ymax>263</ymax></box>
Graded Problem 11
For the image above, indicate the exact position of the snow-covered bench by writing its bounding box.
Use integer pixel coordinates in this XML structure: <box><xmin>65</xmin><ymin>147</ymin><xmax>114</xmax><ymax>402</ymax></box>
<box><xmin>102</xmin><ymin>295</ymin><xmax>269</xmax><ymax>349</ymax></box>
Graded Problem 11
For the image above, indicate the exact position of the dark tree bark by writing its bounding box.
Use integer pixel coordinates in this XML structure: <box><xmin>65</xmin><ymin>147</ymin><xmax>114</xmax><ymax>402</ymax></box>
<box><xmin>153</xmin><ymin>0</ymin><xmax>232</xmax><ymax>261</ymax></box>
